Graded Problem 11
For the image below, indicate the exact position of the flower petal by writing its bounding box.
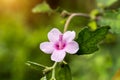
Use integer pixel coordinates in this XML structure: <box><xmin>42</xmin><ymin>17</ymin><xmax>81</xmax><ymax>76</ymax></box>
<box><xmin>63</xmin><ymin>31</ymin><xmax>75</xmax><ymax>42</ymax></box>
<box><xmin>51</xmin><ymin>50</ymin><xmax>66</xmax><ymax>62</ymax></box>
<box><xmin>40</xmin><ymin>42</ymin><xmax>54</xmax><ymax>54</ymax></box>
<box><xmin>65</xmin><ymin>41</ymin><xmax>79</xmax><ymax>54</ymax></box>
<box><xmin>48</xmin><ymin>28</ymin><xmax>62</xmax><ymax>42</ymax></box>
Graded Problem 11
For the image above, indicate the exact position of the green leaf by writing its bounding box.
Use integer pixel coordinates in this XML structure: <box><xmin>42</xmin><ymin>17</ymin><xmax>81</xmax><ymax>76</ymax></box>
<box><xmin>26</xmin><ymin>61</ymin><xmax>46</xmax><ymax>70</ymax></box>
<box><xmin>97</xmin><ymin>0</ymin><xmax>117</xmax><ymax>7</ymax></box>
<box><xmin>32</xmin><ymin>1</ymin><xmax>52</xmax><ymax>13</ymax></box>
<box><xmin>76</xmin><ymin>26</ymin><xmax>110</xmax><ymax>55</ymax></box>
<box><xmin>98</xmin><ymin>9</ymin><xmax>120</xmax><ymax>33</ymax></box>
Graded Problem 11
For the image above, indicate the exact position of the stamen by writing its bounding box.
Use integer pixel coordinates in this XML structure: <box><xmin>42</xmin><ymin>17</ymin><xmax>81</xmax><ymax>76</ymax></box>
<box><xmin>55</xmin><ymin>34</ymin><xmax>66</xmax><ymax>50</ymax></box>
<box><xmin>59</xmin><ymin>35</ymin><xmax>63</xmax><ymax>41</ymax></box>
<box><xmin>59</xmin><ymin>35</ymin><xmax>63</xmax><ymax>49</ymax></box>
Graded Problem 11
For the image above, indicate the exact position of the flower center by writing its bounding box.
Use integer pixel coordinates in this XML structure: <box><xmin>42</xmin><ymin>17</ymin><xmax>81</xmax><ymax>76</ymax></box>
<box><xmin>55</xmin><ymin>35</ymin><xmax>66</xmax><ymax>50</ymax></box>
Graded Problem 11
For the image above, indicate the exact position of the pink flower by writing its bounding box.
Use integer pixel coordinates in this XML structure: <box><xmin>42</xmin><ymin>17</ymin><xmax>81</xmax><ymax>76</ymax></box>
<box><xmin>40</xmin><ymin>28</ymin><xmax>79</xmax><ymax>62</ymax></box>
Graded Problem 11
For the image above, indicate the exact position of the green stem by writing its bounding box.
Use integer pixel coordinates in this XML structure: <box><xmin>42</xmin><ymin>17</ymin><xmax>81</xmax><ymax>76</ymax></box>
<box><xmin>52</xmin><ymin>62</ymin><xmax>57</xmax><ymax>68</ymax></box>
<box><xmin>50</xmin><ymin>68</ymin><xmax>56</xmax><ymax>80</ymax></box>
<box><xmin>62</xmin><ymin>60</ymin><xmax>67</xmax><ymax>64</ymax></box>
<box><xmin>50</xmin><ymin>62</ymin><xmax>57</xmax><ymax>80</ymax></box>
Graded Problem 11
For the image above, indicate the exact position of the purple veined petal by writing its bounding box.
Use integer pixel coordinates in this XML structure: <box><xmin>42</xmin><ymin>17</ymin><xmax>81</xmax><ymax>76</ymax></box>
<box><xmin>51</xmin><ymin>50</ymin><xmax>66</xmax><ymax>62</ymax></box>
<box><xmin>48</xmin><ymin>28</ymin><xmax>62</xmax><ymax>42</ymax></box>
<box><xmin>40</xmin><ymin>42</ymin><xmax>54</xmax><ymax>54</ymax></box>
<box><xmin>65</xmin><ymin>41</ymin><xmax>79</xmax><ymax>54</ymax></box>
<box><xmin>63</xmin><ymin>31</ymin><xmax>75</xmax><ymax>43</ymax></box>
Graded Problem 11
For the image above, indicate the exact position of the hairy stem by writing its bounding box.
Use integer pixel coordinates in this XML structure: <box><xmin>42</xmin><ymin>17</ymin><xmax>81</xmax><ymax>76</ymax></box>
<box><xmin>64</xmin><ymin>13</ymin><xmax>90</xmax><ymax>32</ymax></box>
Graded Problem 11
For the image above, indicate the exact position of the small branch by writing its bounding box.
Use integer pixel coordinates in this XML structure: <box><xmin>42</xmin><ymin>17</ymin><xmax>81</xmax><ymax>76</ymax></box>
<box><xmin>26</xmin><ymin>61</ymin><xmax>47</xmax><ymax>68</ymax></box>
<box><xmin>62</xmin><ymin>60</ymin><xmax>67</xmax><ymax>64</ymax></box>
<box><xmin>63</xmin><ymin>13</ymin><xmax>90</xmax><ymax>32</ymax></box>
<box><xmin>42</xmin><ymin>62</ymin><xmax>57</xmax><ymax>79</ymax></box>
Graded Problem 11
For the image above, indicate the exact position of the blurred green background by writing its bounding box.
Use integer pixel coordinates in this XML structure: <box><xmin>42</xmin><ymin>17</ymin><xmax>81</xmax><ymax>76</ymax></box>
<box><xmin>0</xmin><ymin>0</ymin><xmax>120</xmax><ymax>80</ymax></box>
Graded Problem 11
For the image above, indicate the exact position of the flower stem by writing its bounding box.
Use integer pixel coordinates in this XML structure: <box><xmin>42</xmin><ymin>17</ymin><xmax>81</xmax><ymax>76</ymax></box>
<box><xmin>52</xmin><ymin>62</ymin><xmax>57</xmax><ymax>68</ymax></box>
<box><xmin>63</xmin><ymin>13</ymin><xmax>90</xmax><ymax>32</ymax></box>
